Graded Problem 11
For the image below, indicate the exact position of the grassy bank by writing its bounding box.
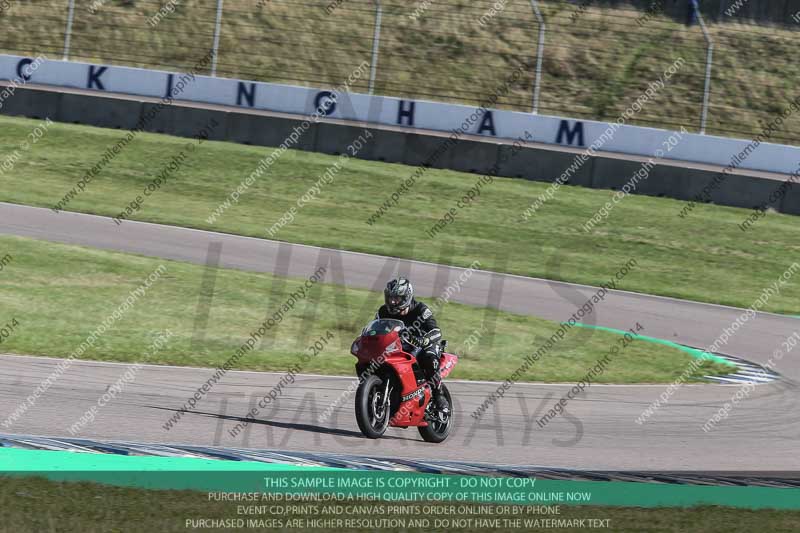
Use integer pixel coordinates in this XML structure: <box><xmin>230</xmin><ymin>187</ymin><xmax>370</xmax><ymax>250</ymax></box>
<box><xmin>0</xmin><ymin>115</ymin><xmax>798</xmax><ymax>314</ymax></box>
<box><xmin>0</xmin><ymin>1</ymin><xmax>797</xmax><ymax>143</ymax></box>
<box><xmin>0</xmin><ymin>234</ymin><xmax>732</xmax><ymax>383</ymax></box>
<box><xmin>3</xmin><ymin>476</ymin><xmax>799</xmax><ymax>533</ymax></box>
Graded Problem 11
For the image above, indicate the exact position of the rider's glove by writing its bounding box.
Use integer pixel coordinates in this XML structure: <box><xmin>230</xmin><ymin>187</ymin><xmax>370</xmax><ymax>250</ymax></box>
<box><xmin>402</xmin><ymin>330</ymin><xmax>423</xmax><ymax>347</ymax></box>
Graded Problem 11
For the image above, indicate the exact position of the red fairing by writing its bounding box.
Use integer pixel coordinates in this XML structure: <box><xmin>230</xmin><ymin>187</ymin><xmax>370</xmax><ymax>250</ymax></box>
<box><xmin>352</xmin><ymin>328</ymin><xmax>401</xmax><ymax>365</ymax></box>
<box><xmin>390</xmin><ymin>385</ymin><xmax>430</xmax><ymax>427</ymax></box>
<box><xmin>439</xmin><ymin>352</ymin><xmax>458</xmax><ymax>379</ymax></box>
<box><xmin>390</xmin><ymin>352</ymin><xmax>459</xmax><ymax>427</ymax></box>
<box><xmin>382</xmin><ymin>350</ymin><xmax>428</xmax><ymax>428</ymax></box>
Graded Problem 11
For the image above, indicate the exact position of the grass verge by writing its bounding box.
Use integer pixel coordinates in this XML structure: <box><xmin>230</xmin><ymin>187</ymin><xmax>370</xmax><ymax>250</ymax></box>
<box><xmin>0</xmin><ymin>0</ymin><xmax>798</xmax><ymax>142</ymax></box>
<box><xmin>0</xmin><ymin>234</ymin><xmax>731</xmax><ymax>383</ymax></box>
<box><xmin>0</xmin><ymin>115</ymin><xmax>798</xmax><ymax>314</ymax></box>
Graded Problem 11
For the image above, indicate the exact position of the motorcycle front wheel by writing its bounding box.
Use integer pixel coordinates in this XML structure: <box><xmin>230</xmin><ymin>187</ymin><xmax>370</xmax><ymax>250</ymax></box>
<box><xmin>355</xmin><ymin>374</ymin><xmax>391</xmax><ymax>438</ymax></box>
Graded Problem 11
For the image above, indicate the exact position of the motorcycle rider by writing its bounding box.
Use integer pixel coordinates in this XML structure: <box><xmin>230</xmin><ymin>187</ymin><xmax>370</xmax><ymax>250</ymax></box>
<box><xmin>376</xmin><ymin>278</ymin><xmax>449</xmax><ymax>412</ymax></box>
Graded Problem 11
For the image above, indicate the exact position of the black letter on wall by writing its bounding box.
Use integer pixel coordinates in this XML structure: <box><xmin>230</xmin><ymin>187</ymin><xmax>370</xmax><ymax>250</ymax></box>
<box><xmin>16</xmin><ymin>58</ymin><xmax>33</xmax><ymax>81</ymax></box>
<box><xmin>314</xmin><ymin>91</ymin><xmax>337</xmax><ymax>116</ymax></box>
<box><xmin>164</xmin><ymin>73</ymin><xmax>174</xmax><ymax>98</ymax></box>
<box><xmin>397</xmin><ymin>100</ymin><xmax>415</xmax><ymax>126</ymax></box>
<box><xmin>476</xmin><ymin>111</ymin><xmax>497</xmax><ymax>136</ymax></box>
<box><xmin>555</xmin><ymin>120</ymin><xmax>585</xmax><ymax>146</ymax></box>
<box><xmin>87</xmin><ymin>66</ymin><xmax>108</xmax><ymax>90</ymax></box>
<box><xmin>237</xmin><ymin>82</ymin><xmax>256</xmax><ymax>107</ymax></box>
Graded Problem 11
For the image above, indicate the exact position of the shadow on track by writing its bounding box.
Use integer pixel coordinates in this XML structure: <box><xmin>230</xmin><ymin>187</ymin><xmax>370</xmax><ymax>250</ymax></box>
<box><xmin>146</xmin><ymin>406</ymin><xmax>414</xmax><ymax>441</ymax></box>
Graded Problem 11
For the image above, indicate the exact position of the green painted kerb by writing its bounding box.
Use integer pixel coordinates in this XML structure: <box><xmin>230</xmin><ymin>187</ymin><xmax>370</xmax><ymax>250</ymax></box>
<box><xmin>3</xmin><ymin>448</ymin><xmax>800</xmax><ymax>509</ymax></box>
<box><xmin>567</xmin><ymin>323</ymin><xmax>736</xmax><ymax>367</ymax></box>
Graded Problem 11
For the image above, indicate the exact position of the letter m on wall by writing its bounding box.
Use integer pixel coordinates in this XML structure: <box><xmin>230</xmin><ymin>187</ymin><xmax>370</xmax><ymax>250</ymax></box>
<box><xmin>555</xmin><ymin>120</ymin><xmax>585</xmax><ymax>147</ymax></box>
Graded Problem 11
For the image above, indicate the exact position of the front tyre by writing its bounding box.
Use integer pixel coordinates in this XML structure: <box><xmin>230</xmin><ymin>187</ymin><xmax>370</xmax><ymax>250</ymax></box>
<box><xmin>418</xmin><ymin>384</ymin><xmax>453</xmax><ymax>443</ymax></box>
<box><xmin>355</xmin><ymin>374</ymin><xmax>391</xmax><ymax>439</ymax></box>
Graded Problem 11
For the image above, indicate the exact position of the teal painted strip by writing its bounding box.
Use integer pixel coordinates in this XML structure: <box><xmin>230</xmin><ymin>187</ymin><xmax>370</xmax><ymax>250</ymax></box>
<box><xmin>0</xmin><ymin>447</ymin><xmax>341</xmax><ymax>472</ymax></box>
<box><xmin>565</xmin><ymin>323</ymin><xmax>736</xmax><ymax>367</ymax></box>
<box><xmin>2</xmin><ymin>462</ymin><xmax>799</xmax><ymax>510</ymax></box>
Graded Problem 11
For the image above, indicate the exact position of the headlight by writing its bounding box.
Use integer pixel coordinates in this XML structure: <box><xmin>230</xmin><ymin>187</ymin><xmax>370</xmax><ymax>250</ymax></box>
<box><xmin>350</xmin><ymin>341</ymin><xmax>360</xmax><ymax>356</ymax></box>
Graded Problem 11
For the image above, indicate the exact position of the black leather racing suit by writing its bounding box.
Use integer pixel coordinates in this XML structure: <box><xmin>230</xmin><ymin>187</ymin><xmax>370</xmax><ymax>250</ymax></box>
<box><xmin>376</xmin><ymin>299</ymin><xmax>443</xmax><ymax>388</ymax></box>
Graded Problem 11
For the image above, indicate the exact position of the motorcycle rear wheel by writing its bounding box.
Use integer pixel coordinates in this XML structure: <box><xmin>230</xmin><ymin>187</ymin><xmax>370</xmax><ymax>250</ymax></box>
<box><xmin>418</xmin><ymin>384</ymin><xmax>453</xmax><ymax>443</ymax></box>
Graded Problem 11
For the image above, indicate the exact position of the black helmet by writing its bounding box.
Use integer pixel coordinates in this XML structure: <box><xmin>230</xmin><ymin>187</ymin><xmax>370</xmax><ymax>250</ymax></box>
<box><xmin>384</xmin><ymin>278</ymin><xmax>413</xmax><ymax>314</ymax></box>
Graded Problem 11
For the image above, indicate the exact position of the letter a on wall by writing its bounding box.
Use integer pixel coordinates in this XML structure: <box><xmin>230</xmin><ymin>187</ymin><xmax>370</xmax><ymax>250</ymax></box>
<box><xmin>476</xmin><ymin>111</ymin><xmax>496</xmax><ymax>136</ymax></box>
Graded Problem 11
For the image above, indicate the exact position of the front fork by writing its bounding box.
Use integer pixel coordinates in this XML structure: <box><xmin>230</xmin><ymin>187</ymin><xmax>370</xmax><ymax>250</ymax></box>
<box><xmin>382</xmin><ymin>378</ymin><xmax>391</xmax><ymax>409</ymax></box>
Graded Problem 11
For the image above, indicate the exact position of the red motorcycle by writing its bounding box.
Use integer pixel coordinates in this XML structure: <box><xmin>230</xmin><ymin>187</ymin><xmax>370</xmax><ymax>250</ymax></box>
<box><xmin>351</xmin><ymin>319</ymin><xmax>458</xmax><ymax>442</ymax></box>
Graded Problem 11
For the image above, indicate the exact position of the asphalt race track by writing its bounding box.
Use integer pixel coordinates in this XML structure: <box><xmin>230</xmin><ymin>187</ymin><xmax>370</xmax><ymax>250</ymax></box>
<box><xmin>1</xmin><ymin>202</ymin><xmax>798</xmax><ymax>471</ymax></box>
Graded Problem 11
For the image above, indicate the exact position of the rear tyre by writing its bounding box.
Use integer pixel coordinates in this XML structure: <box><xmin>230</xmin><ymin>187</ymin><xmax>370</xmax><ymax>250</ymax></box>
<box><xmin>418</xmin><ymin>384</ymin><xmax>453</xmax><ymax>443</ymax></box>
<box><xmin>355</xmin><ymin>374</ymin><xmax>391</xmax><ymax>439</ymax></box>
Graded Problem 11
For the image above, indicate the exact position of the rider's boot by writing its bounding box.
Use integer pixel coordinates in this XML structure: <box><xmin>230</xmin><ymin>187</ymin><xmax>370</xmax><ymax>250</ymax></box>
<box><xmin>430</xmin><ymin>373</ymin><xmax>449</xmax><ymax>413</ymax></box>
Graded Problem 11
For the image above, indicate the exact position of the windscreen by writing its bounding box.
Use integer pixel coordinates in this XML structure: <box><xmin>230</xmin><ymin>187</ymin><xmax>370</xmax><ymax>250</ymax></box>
<box><xmin>361</xmin><ymin>319</ymin><xmax>404</xmax><ymax>337</ymax></box>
